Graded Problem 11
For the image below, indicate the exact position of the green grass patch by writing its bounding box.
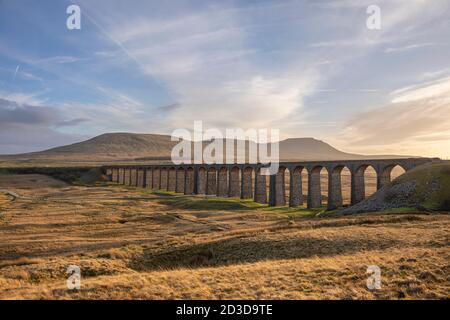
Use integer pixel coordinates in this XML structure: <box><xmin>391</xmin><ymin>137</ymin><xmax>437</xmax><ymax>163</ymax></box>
<box><xmin>155</xmin><ymin>193</ymin><xmax>267</xmax><ymax>211</ymax></box>
<box><xmin>149</xmin><ymin>190</ymin><xmax>178</xmax><ymax>196</ymax></box>
<box><xmin>152</xmin><ymin>190</ymin><xmax>326</xmax><ymax>216</ymax></box>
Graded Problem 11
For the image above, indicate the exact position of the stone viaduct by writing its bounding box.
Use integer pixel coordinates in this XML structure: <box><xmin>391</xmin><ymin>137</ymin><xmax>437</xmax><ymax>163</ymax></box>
<box><xmin>104</xmin><ymin>158</ymin><xmax>436</xmax><ymax>209</ymax></box>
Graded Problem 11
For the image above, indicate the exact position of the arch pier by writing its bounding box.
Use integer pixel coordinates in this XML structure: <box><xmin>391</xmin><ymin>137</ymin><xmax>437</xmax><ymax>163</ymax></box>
<box><xmin>104</xmin><ymin>158</ymin><xmax>435</xmax><ymax>209</ymax></box>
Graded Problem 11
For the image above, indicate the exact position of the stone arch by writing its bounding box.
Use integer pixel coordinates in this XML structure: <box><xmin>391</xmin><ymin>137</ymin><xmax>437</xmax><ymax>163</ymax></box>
<box><xmin>118</xmin><ymin>168</ymin><xmax>124</xmax><ymax>184</ymax></box>
<box><xmin>106</xmin><ymin>168</ymin><xmax>112</xmax><ymax>180</ymax></box>
<box><xmin>327</xmin><ymin>165</ymin><xmax>346</xmax><ymax>210</ymax></box>
<box><xmin>269</xmin><ymin>166</ymin><xmax>286</xmax><ymax>206</ymax></box>
<box><xmin>176</xmin><ymin>167</ymin><xmax>185</xmax><ymax>193</ymax></box>
<box><xmin>124</xmin><ymin>168</ymin><xmax>131</xmax><ymax>186</ymax></box>
<box><xmin>340</xmin><ymin>166</ymin><xmax>351</xmax><ymax>206</ymax></box>
<box><xmin>217</xmin><ymin>167</ymin><xmax>228</xmax><ymax>197</ymax></box>
<box><xmin>378</xmin><ymin>163</ymin><xmax>407</xmax><ymax>189</ymax></box>
<box><xmin>228</xmin><ymin>166</ymin><xmax>240</xmax><ymax>198</ymax></box>
<box><xmin>152</xmin><ymin>167</ymin><xmax>160</xmax><ymax>189</ymax></box>
<box><xmin>241</xmin><ymin>166</ymin><xmax>253</xmax><ymax>199</ymax></box>
<box><xmin>307</xmin><ymin>165</ymin><xmax>328</xmax><ymax>208</ymax></box>
<box><xmin>283</xmin><ymin>167</ymin><xmax>291</xmax><ymax>204</ymax></box>
<box><xmin>145</xmin><ymin>167</ymin><xmax>152</xmax><ymax>188</ymax></box>
<box><xmin>206</xmin><ymin>167</ymin><xmax>217</xmax><ymax>195</ymax></box>
<box><xmin>197</xmin><ymin>167</ymin><xmax>207</xmax><ymax>194</ymax></box>
<box><xmin>364</xmin><ymin>165</ymin><xmax>377</xmax><ymax>198</ymax></box>
<box><xmin>112</xmin><ymin>168</ymin><xmax>119</xmax><ymax>183</ymax></box>
<box><xmin>137</xmin><ymin>167</ymin><xmax>146</xmax><ymax>188</ymax></box>
<box><xmin>160</xmin><ymin>167</ymin><xmax>168</xmax><ymax>189</ymax></box>
<box><xmin>184</xmin><ymin>167</ymin><xmax>195</xmax><ymax>195</ymax></box>
<box><xmin>289</xmin><ymin>166</ymin><xmax>305</xmax><ymax>207</ymax></box>
<box><xmin>168</xmin><ymin>167</ymin><xmax>176</xmax><ymax>191</ymax></box>
<box><xmin>130</xmin><ymin>168</ymin><xmax>137</xmax><ymax>187</ymax></box>
<box><xmin>254</xmin><ymin>166</ymin><xmax>267</xmax><ymax>204</ymax></box>
<box><xmin>351</xmin><ymin>164</ymin><xmax>377</xmax><ymax>204</ymax></box>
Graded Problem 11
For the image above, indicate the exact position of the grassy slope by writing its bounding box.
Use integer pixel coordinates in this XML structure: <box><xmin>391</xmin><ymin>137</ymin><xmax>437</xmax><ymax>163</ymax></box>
<box><xmin>393</xmin><ymin>162</ymin><xmax>450</xmax><ymax>211</ymax></box>
<box><xmin>342</xmin><ymin>162</ymin><xmax>450</xmax><ymax>214</ymax></box>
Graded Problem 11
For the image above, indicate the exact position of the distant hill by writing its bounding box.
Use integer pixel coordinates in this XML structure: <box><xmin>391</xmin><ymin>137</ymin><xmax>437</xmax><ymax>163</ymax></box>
<box><xmin>279</xmin><ymin>138</ymin><xmax>363</xmax><ymax>161</ymax></box>
<box><xmin>0</xmin><ymin>132</ymin><xmax>412</xmax><ymax>166</ymax></box>
<box><xmin>37</xmin><ymin>133</ymin><xmax>176</xmax><ymax>158</ymax></box>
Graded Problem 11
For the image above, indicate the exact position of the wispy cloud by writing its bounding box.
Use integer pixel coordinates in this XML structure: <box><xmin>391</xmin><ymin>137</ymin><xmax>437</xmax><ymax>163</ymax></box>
<box><xmin>390</xmin><ymin>77</ymin><xmax>450</xmax><ymax>103</ymax></box>
<box><xmin>12</xmin><ymin>65</ymin><xmax>19</xmax><ymax>80</ymax></box>
<box><xmin>55</xmin><ymin>118</ymin><xmax>90</xmax><ymax>127</ymax></box>
<box><xmin>34</xmin><ymin>55</ymin><xmax>83</xmax><ymax>65</ymax></box>
<box><xmin>333</xmin><ymin>76</ymin><xmax>450</xmax><ymax>155</ymax></box>
<box><xmin>384</xmin><ymin>43</ymin><xmax>442</xmax><ymax>53</ymax></box>
<box><xmin>79</xmin><ymin>1</ymin><xmax>326</xmax><ymax>131</ymax></box>
<box><xmin>157</xmin><ymin>102</ymin><xmax>180</xmax><ymax>114</ymax></box>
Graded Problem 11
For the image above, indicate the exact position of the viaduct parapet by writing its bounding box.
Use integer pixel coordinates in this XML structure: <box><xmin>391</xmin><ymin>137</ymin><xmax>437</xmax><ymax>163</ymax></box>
<box><xmin>104</xmin><ymin>158</ymin><xmax>437</xmax><ymax>209</ymax></box>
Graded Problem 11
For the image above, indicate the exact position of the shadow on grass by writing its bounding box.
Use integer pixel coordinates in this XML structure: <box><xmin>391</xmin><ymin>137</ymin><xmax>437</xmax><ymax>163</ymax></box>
<box><xmin>128</xmin><ymin>235</ymin><xmax>403</xmax><ymax>271</ymax></box>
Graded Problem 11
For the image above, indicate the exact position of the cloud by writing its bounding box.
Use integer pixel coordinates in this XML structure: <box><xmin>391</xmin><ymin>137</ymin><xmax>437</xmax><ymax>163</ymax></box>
<box><xmin>55</xmin><ymin>118</ymin><xmax>90</xmax><ymax>127</ymax></box>
<box><xmin>0</xmin><ymin>123</ymin><xmax>86</xmax><ymax>155</ymax></box>
<box><xmin>78</xmin><ymin>0</ymin><xmax>450</xmax><ymax>134</ymax></box>
<box><xmin>0</xmin><ymin>66</ymin><xmax>43</xmax><ymax>82</ymax></box>
<box><xmin>157</xmin><ymin>103</ymin><xmax>180</xmax><ymax>113</ymax></box>
<box><xmin>390</xmin><ymin>77</ymin><xmax>450</xmax><ymax>103</ymax></box>
<box><xmin>383</xmin><ymin>43</ymin><xmax>441</xmax><ymax>53</ymax></box>
<box><xmin>34</xmin><ymin>56</ymin><xmax>83</xmax><ymax>65</ymax></box>
<box><xmin>167</xmin><ymin>72</ymin><xmax>320</xmax><ymax>129</ymax></box>
<box><xmin>19</xmin><ymin>70</ymin><xmax>43</xmax><ymax>82</ymax></box>
<box><xmin>335</xmin><ymin>76</ymin><xmax>450</xmax><ymax>148</ymax></box>
<box><xmin>56</xmin><ymin>87</ymin><xmax>165</xmax><ymax>135</ymax></box>
<box><xmin>79</xmin><ymin>1</ymin><xmax>324</xmax><ymax>131</ymax></box>
<box><xmin>0</xmin><ymin>96</ymin><xmax>91</xmax><ymax>154</ymax></box>
<box><xmin>420</xmin><ymin>68</ymin><xmax>450</xmax><ymax>80</ymax></box>
<box><xmin>12</xmin><ymin>65</ymin><xmax>19</xmax><ymax>80</ymax></box>
<box><xmin>0</xmin><ymin>98</ymin><xmax>58</xmax><ymax>125</ymax></box>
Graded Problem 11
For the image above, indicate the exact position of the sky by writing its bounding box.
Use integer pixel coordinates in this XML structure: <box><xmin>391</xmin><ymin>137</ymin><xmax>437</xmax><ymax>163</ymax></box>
<box><xmin>0</xmin><ymin>0</ymin><xmax>449</xmax><ymax>158</ymax></box>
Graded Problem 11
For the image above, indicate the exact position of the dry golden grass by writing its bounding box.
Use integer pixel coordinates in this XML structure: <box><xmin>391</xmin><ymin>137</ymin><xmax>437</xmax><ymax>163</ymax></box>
<box><xmin>0</xmin><ymin>173</ymin><xmax>448</xmax><ymax>300</ymax></box>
